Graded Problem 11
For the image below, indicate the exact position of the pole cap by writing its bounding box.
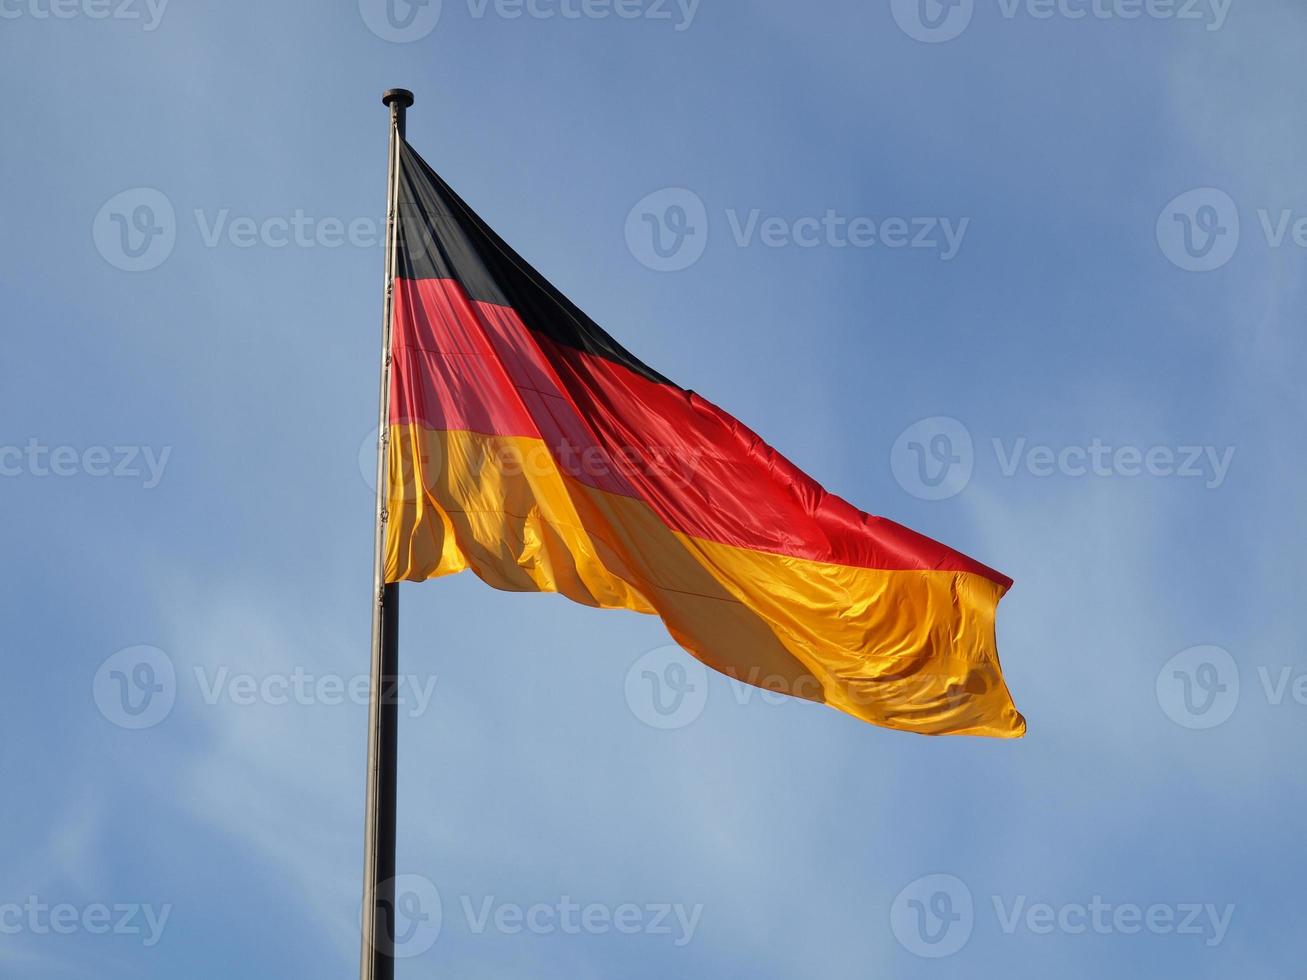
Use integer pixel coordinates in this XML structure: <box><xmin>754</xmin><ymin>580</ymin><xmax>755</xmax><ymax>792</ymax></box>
<box><xmin>382</xmin><ymin>89</ymin><xmax>415</xmax><ymax>109</ymax></box>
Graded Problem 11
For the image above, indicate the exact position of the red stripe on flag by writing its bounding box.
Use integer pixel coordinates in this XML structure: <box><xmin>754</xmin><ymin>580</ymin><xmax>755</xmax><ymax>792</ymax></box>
<box><xmin>391</xmin><ymin>276</ymin><xmax>1010</xmax><ymax>587</ymax></box>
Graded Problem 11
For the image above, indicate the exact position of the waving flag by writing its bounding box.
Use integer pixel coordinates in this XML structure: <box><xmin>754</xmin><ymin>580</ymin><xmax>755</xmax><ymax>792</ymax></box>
<box><xmin>383</xmin><ymin>140</ymin><xmax>1024</xmax><ymax>737</ymax></box>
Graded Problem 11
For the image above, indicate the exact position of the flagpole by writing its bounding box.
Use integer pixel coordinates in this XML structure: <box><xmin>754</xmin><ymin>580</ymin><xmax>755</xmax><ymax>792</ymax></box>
<box><xmin>360</xmin><ymin>86</ymin><xmax>412</xmax><ymax>980</ymax></box>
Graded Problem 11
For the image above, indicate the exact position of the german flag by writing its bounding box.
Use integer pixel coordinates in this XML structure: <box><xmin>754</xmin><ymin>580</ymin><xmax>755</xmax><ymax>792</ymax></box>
<box><xmin>384</xmin><ymin>140</ymin><xmax>1025</xmax><ymax>738</ymax></box>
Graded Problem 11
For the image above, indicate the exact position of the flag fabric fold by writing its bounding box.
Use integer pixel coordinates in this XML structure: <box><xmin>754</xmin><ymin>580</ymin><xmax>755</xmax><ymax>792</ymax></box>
<box><xmin>383</xmin><ymin>139</ymin><xmax>1025</xmax><ymax>738</ymax></box>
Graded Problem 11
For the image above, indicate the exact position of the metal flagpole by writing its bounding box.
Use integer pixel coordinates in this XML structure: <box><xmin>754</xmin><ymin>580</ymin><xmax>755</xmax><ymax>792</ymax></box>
<box><xmin>360</xmin><ymin>86</ymin><xmax>413</xmax><ymax>980</ymax></box>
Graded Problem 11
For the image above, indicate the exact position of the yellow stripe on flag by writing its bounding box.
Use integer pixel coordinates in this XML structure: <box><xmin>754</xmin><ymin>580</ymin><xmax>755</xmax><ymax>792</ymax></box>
<box><xmin>386</xmin><ymin>424</ymin><xmax>1023</xmax><ymax>737</ymax></box>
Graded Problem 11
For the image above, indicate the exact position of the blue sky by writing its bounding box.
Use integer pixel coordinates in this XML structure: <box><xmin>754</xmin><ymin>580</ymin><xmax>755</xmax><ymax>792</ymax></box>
<box><xmin>2</xmin><ymin>0</ymin><xmax>1304</xmax><ymax>976</ymax></box>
